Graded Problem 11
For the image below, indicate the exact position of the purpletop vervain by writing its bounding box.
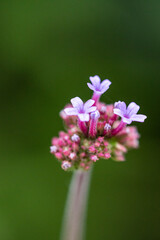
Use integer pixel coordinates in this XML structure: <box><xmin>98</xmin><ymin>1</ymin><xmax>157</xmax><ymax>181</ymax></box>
<box><xmin>64</xmin><ymin>97</ymin><xmax>96</xmax><ymax>122</ymax></box>
<box><xmin>87</xmin><ymin>75</ymin><xmax>111</xmax><ymax>103</ymax></box>
<box><xmin>113</xmin><ymin>101</ymin><xmax>147</xmax><ymax>124</ymax></box>
<box><xmin>50</xmin><ymin>74</ymin><xmax>147</xmax><ymax>171</ymax></box>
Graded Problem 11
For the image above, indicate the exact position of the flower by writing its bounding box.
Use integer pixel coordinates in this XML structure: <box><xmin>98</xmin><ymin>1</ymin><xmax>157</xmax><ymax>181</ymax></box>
<box><xmin>71</xmin><ymin>134</ymin><xmax>80</xmax><ymax>142</ymax></box>
<box><xmin>87</xmin><ymin>75</ymin><xmax>111</xmax><ymax>95</ymax></box>
<box><xmin>50</xmin><ymin>146</ymin><xmax>58</xmax><ymax>153</ymax></box>
<box><xmin>64</xmin><ymin>97</ymin><xmax>96</xmax><ymax>122</ymax></box>
<box><xmin>113</xmin><ymin>101</ymin><xmax>147</xmax><ymax>124</ymax></box>
<box><xmin>50</xmin><ymin>75</ymin><xmax>147</xmax><ymax>171</ymax></box>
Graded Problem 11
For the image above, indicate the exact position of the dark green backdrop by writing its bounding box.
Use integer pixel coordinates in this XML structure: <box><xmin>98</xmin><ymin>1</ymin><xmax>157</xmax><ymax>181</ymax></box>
<box><xmin>0</xmin><ymin>0</ymin><xmax>160</xmax><ymax>239</ymax></box>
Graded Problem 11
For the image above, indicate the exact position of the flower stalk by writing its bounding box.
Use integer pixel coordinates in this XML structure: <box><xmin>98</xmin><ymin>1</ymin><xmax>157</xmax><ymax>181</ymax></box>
<box><xmin>60</xmin><ymin>168</ymin><xmax>92</xmax><ymax>240</ymax></box>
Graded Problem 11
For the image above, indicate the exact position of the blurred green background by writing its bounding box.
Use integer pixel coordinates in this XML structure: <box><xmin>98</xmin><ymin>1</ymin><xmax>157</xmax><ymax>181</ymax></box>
<box><xmin>0</xmin><ymin>0</ymin><xmax>160</xmax><ymax>239</ymax></box>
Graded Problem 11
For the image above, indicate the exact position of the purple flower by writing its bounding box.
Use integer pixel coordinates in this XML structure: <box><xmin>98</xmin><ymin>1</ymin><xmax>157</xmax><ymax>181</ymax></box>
<box><xmin>87</xmin><ymin>75</ymin><xmax>111</xmax><ymax>95</ymax></box>
<box><xmin>113</xmin><ymin>101</ymin><xmax>147</xmax><ymax>124</ymax></box>
<box><xmin>64</xmin><ymin>97</ymin><xmax>97</xmax><ymax>122</ymax></box>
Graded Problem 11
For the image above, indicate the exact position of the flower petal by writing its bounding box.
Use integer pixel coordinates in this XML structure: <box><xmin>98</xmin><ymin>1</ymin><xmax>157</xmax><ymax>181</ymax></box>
<box><xmin>113</xmin><ymin>108</ymin><xmax>124</xmax><ymax>118</ymax></box>
<box><xmin>71</xmin><ymin>97</ymin><xmax>83</xmax><ymax>112</ymax></box>
<box><xmin>78</xmin><ymin>113</ymin><xmax>89</xmax><ymax>122</ymax></box>
<box><xmin>131</xmin><ymin>114</ymin><xmax>147</xmax><ymax>122</ymax></box>
<box><xmin>89</xmin><ymin>75</ymin><xmax>101</xmax><ymax>88</ymax></box>
<box><xmin>121</xmin><ymin>116</ymin><xmax>133</xmax><ymax>124</ymax></box>
<box><xmin>90</xmin><ymin>110</ymin><xmax>100</xmax><ymax>119</ymax></box>
<box><xmin>86</xmin><ymin>106</ymin><xmax>97</xmax><ymax>113</ymax></box>
<box><xmin>127</xmin><ymin>102</ymin><xmax>140</xmax><ymax>116</ymax></box>
<box><xmin>87</xmin><ymin>83</ymin><xmax>95</xmax><ymax>91</ymax></box>
<box><xmin>114</xmin><ymin>101</ymin><xmax>127</xmax><ymax>113</ymax></box>
<box><xmin>84</xmin><ymin>99</ymin><xmax>95</xmax><ymax>111</ymax></box>
<box><xmin>100</xmin><ymin>79</ymin><xmax>111</xmax><ymax>93</ymax></box>
<box><xmin>64</xmin><ymin>108</ymin><xmax>78</xmax><ymax>116</ymax></box>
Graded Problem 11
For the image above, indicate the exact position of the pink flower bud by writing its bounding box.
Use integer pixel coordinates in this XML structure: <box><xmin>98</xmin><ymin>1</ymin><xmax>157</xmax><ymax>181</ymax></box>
<box><xmin>80</xmin><ymin>152</ymin><xmax>86</xmax><ymax>158</ymax></box>
<box><xmin>89</xmin><ymin>146</ymin><xmax>96</xmax><ymax>153</ymax></box>
<box><xmin>104</xmin><ymin>153</ymin><xmax>111</xmax><ymax>159</ymax></box>
<box><xmin>90</xmin><ymin>155</ymin><xmax>99</xmax><ymax>162</ymax></box>
<box><xmin>98</xmin><ymin>153</ymin><xmax>104</xmax><ymax>158</ymax></box>
<box><xmin>94</xmin><ymin>142</ymin><xmax>101</xmax><ymax>147</ymax></box>
<box><xmin>55</xmin><ymin>152</ymin><xmax>63</xmax><ymax>160</ymax></box>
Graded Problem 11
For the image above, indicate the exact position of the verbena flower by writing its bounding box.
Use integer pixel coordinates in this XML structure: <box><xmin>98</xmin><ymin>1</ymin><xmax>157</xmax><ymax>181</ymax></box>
<box><xmin>64</xmin><ymin>97</ymin><xmax>96</xmax><ymax>122</ymax></box>
<box><xmin>50</xmin><ymin>75</ymin><xmax>147</xmax><ymax>171</ymax></box>
<box><xmin>87</xmin><ymin>75</ymin><xmax>111</xmax><ymax>103</ymax></box>
<box><xmin>113</xmin><ymin>101</ymin><xmax>147</xmax><ymax>124</ymax></box>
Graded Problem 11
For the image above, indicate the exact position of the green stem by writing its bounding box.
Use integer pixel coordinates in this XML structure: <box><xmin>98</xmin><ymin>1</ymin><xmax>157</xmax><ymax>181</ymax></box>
<box><xmin>60</xmin><ymin>167</ymin><xmax>92</xmax><ymax>240</ymax></box>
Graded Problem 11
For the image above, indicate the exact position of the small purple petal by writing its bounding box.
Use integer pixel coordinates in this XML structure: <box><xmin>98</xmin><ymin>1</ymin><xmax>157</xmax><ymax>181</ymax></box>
<box><xmin>86</xmin><ymin>106</ymin><xmax>97</xmax><ymax>113</ymax></box>
<box><xmin>78</xmin><ymin>113</ymin><xmax>90</xmax><ymax>122</ymax></box>
<box><xmin>121</xmin><ymin>116</ymin><xmax>133</xmax><ymax>124</ymax></box>
<box><xmin>84</xmin><ymin>99</ymin><xmax>95</xmax><ymax>111</ymax></box>
<box><xmin>113</xmin><ymin>108</ymin><xmax>124</xmax><ymax>118</ymax></box>
<box><xmin>87</xmin><ymin>83</ymin><xmax>95</xmax><ymax>91</ymax></box>
<box><xmin>89</xmin><ymin>75</ymin><xmax>101</xmax><ymax>88</ymax></box>
<box><xmin>131</xmin><ymin>114</ymin><xmax>147</xmax><ymax>122</ymax></box>
<box><xmin>71</xmin><ymin>97</ymin><xmax>83</xmax><ymax>112</ymax></box>
<box><xmin>114</xmin><ymin>101</ymin><xmax>127</xmax><ymax>113</ymax></box>
<box><xmin>127</xmin><ymin>102</ymin><xmax>140</xmax><ymax>116</ymax></box>
<box><xmin>64</xmin><ymin>108</ymin><xmax>78</xmax><ymax>116</ymax></box>
<box><xmin>100</xmin><ymin>80</ymin><xmax>111</xmax><ymax>93</ymax></box>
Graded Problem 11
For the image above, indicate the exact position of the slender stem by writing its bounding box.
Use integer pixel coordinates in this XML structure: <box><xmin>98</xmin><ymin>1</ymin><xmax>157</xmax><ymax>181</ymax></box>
<box><xmin>60</xmin><ymin>168</ymin><xmax>92</xmax><ymax>240</ymax></box>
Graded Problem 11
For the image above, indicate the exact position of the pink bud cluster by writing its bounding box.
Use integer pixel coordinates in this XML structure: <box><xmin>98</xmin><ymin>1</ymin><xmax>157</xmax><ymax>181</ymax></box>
<box><xmin>51</xmin><ymin>102</ymin><xmax>140</xmax><ymax>171</ymax></box>
<box><xmin>50</xmin><ymin>75</ymin><xmax>145</xmax><ymax>171</ymax></box>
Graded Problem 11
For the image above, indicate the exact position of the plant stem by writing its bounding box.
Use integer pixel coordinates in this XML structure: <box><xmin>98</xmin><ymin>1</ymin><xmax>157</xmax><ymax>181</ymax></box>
<box><xmin>60</xmin><ymin>168</ymin><xmax>92</xmax><ymax>240</ymax></box>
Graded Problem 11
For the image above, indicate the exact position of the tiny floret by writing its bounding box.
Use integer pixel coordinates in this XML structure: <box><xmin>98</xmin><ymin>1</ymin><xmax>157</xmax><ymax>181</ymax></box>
<box><xmin>62</xmin><ymin>161</ymin><xmax>72</xmax><ymax>170</ymax></box>
<box><xmin>71</xmin><ymin>134</ymin><xmax>80</xmax><ymax>142</ymax></box>
<box><xmin>50</xmin><ymin>146</ymin><xmax>58</xmax><ymax>153</ymax></box>
<box><xmin>90</xmin><ymin>110</ymin><xmax>100</xmax><ymax>120</ymax></box>
<box><xmin>87</xmin><ymin>75</ymin><xmax>111</xmax><ymax>95</ymax></box>
<box><xmin>113</xmin><ymin>101</ymin><xmax>147</xmax><ymax>124</ymax></box>
<box><xmin>104</xmin><ymin>123</ymin><xmax>111</xmax><ymax>131</ymax></box>
<box><xmin>64</xmin><ymin>97</ymin><xmax>96</xmax><ymax>122</ymax></box>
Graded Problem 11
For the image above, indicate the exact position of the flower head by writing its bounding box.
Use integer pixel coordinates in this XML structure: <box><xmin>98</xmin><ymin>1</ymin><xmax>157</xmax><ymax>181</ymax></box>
<box><xmin>113</xmin><ymin>101</ymin><xmax>147</xmax><ymax>124</ymax></box>
<box><xmin>50</xmin><ymin>75</ymin><xmax>146</xmax><ymax>171</ymax></box>
<box><xmin>87</xmin><ymin>75</ymin><xmax>111</xmax><ymax>95</ymax></box>
<box><xmin>64</xmin><ymin>97</ymin><xmax>96</xmax><ymax>122</ymax></box>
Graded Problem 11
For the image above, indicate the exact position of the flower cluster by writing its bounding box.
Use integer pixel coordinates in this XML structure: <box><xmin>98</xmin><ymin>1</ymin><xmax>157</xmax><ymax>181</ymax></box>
<box><xmin>50</xmin><ymin>75</ymin><xmax>147</xmax><ymax>171</ymax></box>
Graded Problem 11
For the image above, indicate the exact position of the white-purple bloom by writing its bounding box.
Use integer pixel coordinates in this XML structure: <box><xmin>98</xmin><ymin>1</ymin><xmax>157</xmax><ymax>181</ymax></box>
<box><xmin>104</xmin><ymin>123</ymin><xmax>111</xmax><ymax>131</ymax></box>
<box><xmin>64</xmin><ymin>97</ymin><xmax>97</xmax><ymax>122</ymax></box>
<box><xmin>87</xmin><ymin>75</ymin><xmax>111</xmax><ymax>95</ymax></box>
<box><xmin>90</xmin><ymin>110</ymin><xmax>100</xmax><ymax>120</ymax></box>
<box><xmin>50</xmin><ymin>146</ymin><xmax>58</xmax><ymax>153</ymax></box>
<box><xmin>71</xmin><ymin>134</ymin><xmax>80</xmax><ymax>142</ymax></box>
<box><xmin>113</xmin><ymin>101</ymin><xmax>147</xmax><ymax>124</ymax></box>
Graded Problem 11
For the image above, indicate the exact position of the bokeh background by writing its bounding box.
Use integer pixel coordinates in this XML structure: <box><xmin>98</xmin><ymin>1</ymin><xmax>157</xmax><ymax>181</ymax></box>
<box><xmin>0</xmin><ymin>0</ymin><xmax>160</xmax><ymax>239</ymax></box>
